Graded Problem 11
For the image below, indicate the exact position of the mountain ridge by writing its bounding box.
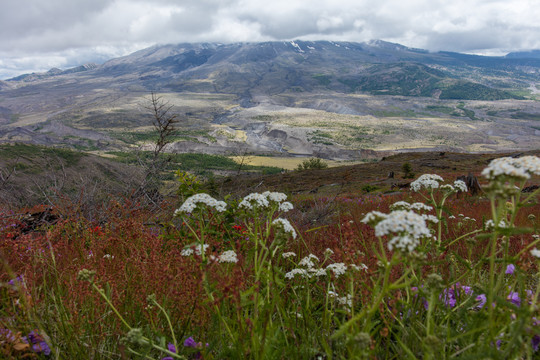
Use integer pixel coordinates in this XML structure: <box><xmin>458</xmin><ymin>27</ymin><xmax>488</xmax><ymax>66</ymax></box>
<box><xmin>1</xmin><ymin>40</ymin><xmax>539</xmax><ymax>158</ymax></box>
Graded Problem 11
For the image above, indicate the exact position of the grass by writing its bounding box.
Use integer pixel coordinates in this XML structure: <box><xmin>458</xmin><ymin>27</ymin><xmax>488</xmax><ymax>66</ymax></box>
<box><xmin>1</xmin><ymin>155</ymin><xmax>539</xmax><ymax>359</ymax></box>
<box><xmin>108</xmin><ymin>150</ymin><xmax>283</xmax><ymax>177</ymax></box>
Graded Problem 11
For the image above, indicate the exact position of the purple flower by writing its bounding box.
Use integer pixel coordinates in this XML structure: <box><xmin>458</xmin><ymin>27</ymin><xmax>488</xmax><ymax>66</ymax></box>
<box><xmin>161</xmin><ymin>342</ymin><xmax>177</xmax><ymax>360</ymax></box>
<box><xmin>184</xmin><ymin>336</ymin><xmax>199</xmax><ymax>348</ymax></box>
<box><xmin>505</xmin><ymin>264</ymin><xmax>515</xmax><ymax>275</ymax></box>
<box><xmin>440</xmin><ymin>287</ymin><xmax>457</xmax><ymax>308</ymax></box>
<box><xmin>507</xmin><ymin>291</ymin><xmax>521</xmax><ymax>306</ymax></box>
<box><xmin>475</xmin><ymin>294</ymin><xmax>487</xmax><ymax>309</ymax></box>
<box><xmin>532</xmin><ymin>335</ymin><xmax>540</xmax><ymax>352</ymax></box>
<box><xmin>462</xmin><ymin>286</ymin><xmax>473</xmax><ymax>296</ymax></box>
<box><xmin>26</xmin><ymin>331</ymin><xmax>51</xmax><ymax>355</ymax></box>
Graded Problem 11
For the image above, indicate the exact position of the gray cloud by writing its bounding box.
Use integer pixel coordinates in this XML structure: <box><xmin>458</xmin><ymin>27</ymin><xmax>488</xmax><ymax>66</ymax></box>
<box><xmin>1</xmin><ymin>0</ymin><xmax>540</xmax><ymax>78</ymax></box>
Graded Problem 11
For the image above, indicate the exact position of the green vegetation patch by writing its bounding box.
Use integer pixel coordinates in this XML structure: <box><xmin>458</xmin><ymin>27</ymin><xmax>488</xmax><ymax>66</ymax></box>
<box><xmin>510</xmin><ymin>112</ymin><xmax>540</xmax><ymax>121</ymax></box>
<box><xmin>0</xmin><ymin>143</ymin><xmax>85</xmax><ymax>166</ymax></box>
<box><xmin>107</xmin><ymin>151</ymin><xmax>283</xmax><ymax>176</ymax></box>
<box><xmin>439</xmin><ymin>81</ymin><xmax>524</xmax><ymax>100</ymax></box>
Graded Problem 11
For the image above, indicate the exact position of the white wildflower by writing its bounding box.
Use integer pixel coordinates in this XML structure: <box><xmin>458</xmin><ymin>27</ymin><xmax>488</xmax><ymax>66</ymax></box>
<box><xmin>440</xmin><ymin>184</ymin><xmax>455</xmax><ymax>192</ymax></box>
<box><xmin>390</xmin><ymin>201</ymin><xmax>411</xmax><ymax>210</ymax></box>
<box><xmin>299</xmin><ymin>254</ymin><xmax>319</xmax><ymax>268</ymax></box>
<box><xmin>175</xmin><ymin>193</ymin><xmax>227</xmax><ymax>215</ymax></box>
<box><xmin>530</xmin><ymin>248</ymin><xmax>540</xmax><ymax>259</ymax></box>
<box><xmin>449</xmin><ymin>215</ymin><xmax>456</xmax><ymax>219</ymax></box>
<box><xmin>454</xmin><ymin>180</ymin><xmax>468</xmax><ymax>192</ymax></box>
<box><xmin>282</xmin><ymin>252</ymin><xmax>297</xmax><ymax>259</ymax></box>
<box><xmin>422</xmin><ymin>214</ymin><xmax>439</xmax><ymax>224</ymax></box>
<box><xmin>285</xmin><ymin>268</ymin><xmax>309</xmax><ymax>279</ymax></box>
<box><xmin>263</xmin><ymin>191</ymin><xmax>288</xmax><ymax>203</ymax></box>
<box><xmin>328</xmin><ymin>291</ymin><xmax>353</xmax><ymax>308</ymax></box>
<box><xmin>374</xmin><ymin>210</ymin><xmax>431</xmax><ymax>253</ymax></box>
<box><xmin>278</xmin><ymin>201</ymin><xmax>294</xmax><ymax>212</ymax></box>
<box><xmin>350</xmin><ymin>263</ymin><xmax>368</xmax><ymax>271</ymax></box>
<box><xmin>533</xmin><ymin>235</ymin><xmax>540</xmax><ymax>240</ymax></box>
<box><xmin>103</xmin><ymin>254</ymin><xmax>114</xmax><ymax>260</ymax></box>
<box><xmin>218</xmin><ymin>250</ymin><xmax>238</xmax><ymax>264</ymax></box>
<box><xmin>387</xmin><ymin>235</ymin><xmax>418</xmax><ymax>253</ymax></box>
<box><xmin>239</xmin><ymin>193</ymin><xmax>269</xmax><ymax>210</ymax></box>
<box><xmin>410</xmin><ymin>202</ymin><xmax>433</xmax><ymax>212</ymax></box>
<box><xmin>485</xmin><ymin>219</ymin><xmax>508</xmax><ymax>231</ymax></box>
<box><xmin>309</xmin><ymin>268</ymin><xmax>327</xmax><ymax>277</ymax></box>
<box><xmin>326</xmin><ymin>263</ymin><xmax>347</xmax><ymax>277</ymax></box>
<box><xmin>410</xmin><ymin>174</ymin><xmax>444</xmax><ymax>192</ymax></box>
<box><xmin>481</xmin><ymin>156</ymin><xmax>540</xmax><ymax>181</ymax></box>
<box><xmin>324</xmin><ymin>248</ymin><xmax>334</xmax><ymax>256</ymax></box>
<box><xmin>361</xmin><ymin>211</ymin><xmax>388</xmax><ymax>225</ymax></box>
<box><xmin>272</xmin><ymin>218</ymin><xmax>297</xmax><ymax>239</ymax></box>
<box><xmin>181</xmin><ymin>244</ymin><xmax>209</xmax><ymax>257</ymax></box>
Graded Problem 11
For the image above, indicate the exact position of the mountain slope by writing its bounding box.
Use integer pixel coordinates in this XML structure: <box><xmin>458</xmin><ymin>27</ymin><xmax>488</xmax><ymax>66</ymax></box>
<box><xmin>1</xmin><ymin>40</ymin><xmax>539</xmax><ymax>157</ymax></box>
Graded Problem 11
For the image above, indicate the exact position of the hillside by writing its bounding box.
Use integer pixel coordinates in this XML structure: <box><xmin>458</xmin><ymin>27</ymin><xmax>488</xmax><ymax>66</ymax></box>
<box><xmin>0</xmin><ymin>41</ymin><xmax>539</xmax><ymax>158</ymax></box>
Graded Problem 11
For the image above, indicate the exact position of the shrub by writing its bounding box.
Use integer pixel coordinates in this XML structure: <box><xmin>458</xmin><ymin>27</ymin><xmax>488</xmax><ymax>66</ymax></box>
<box><xmin>296</xmin><ymin>157</ymin><xmax>329</xmax><ymax>170</ymax></box>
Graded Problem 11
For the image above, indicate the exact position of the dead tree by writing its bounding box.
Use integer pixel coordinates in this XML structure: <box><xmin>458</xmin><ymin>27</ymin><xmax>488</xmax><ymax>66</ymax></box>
<box><xmin>133</xmin><ymin>93</ymin><xmax>179</xmax><ymax>206</ymax></box>
<box><xmin>456</xmin><ymin>173</ymin><xmax>482</xmax><ymax>196</ymax></box>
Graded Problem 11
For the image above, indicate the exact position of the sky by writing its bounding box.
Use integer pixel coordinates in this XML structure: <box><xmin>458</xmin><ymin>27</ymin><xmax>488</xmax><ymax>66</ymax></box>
<box><xmin>1</xmin><ymin>0</ymin><xmax>540</xmax><ymax>79</ymax></box>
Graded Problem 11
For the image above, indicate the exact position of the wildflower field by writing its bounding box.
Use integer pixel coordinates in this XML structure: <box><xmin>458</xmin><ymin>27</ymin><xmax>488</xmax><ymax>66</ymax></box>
<box><xmin>1</xmin><ymin>155</ymin><xmax>539</xmax><ymax>359</ymax></box>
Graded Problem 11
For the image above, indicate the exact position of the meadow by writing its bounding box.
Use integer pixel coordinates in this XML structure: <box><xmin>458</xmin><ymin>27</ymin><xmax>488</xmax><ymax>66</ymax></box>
<box><xmin>1</xmin><ymin>155</ymin><xmax>539</xmax><ymax>359</ymax></box>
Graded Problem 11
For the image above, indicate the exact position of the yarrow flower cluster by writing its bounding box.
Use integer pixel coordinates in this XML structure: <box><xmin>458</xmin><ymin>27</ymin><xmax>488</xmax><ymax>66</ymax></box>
<box><xmin>239</xmin><ymin>193</ymin><xmax>269</xmax><ymax>210</ymax></box>
<box><xmin>181</xmin><ymin>244</ymin><xmax>209</xmax><ymax>257</ymax></box>
<box><xmin>239</xmin><ymin>191</ymin><xmax>293</xmax><ymax>211</ymax></box>
<box><xmin>481</xmin><ymin>155</ymin><xmax>540</xmax><ymax>181</ymax></box>
<box><xmin>326</xmin><ymin>263</ymin><xmax>347</xmax><ymax>278</ymax></box>
<box><xmin>410</xmin><ymin>174</ymin><xmax>444</xmax><ymax>192</ymax></box>
<box><xmin>366</xmin><ymin>210</ymin><xmax>432</xmax><ymax>253</ymax></box>
<box><xmin>485</xmin><ymin>219</ymin><xmax>509</xmax><ymax>231</ymax></box>
<box><xmin>328</xmin><ymin>290</ymin><xmax>353</xmax><ymax>308</ymax></box>
<box><xmin>218</xmin><ymin>250</ymin><xmax>238</xmax><ymax>264</ymax></box>
<box><xmin>440</xmin><ymin>180</ymin><xmax>468</xmax><ymax>193</ymax></box>
<box><xmin>390</xmin><ymin>201</ymin><xmax>433</xmax><ymax>212</ymax></box>
<box><xmin>175</xmin><ymin>193</ymin><xmax>227</xmax><ymax>215</ymax></box>
<box><xmin>531</xmin><ymin>248</ymin><xmax>540</xmax><ymax>259</ymax></box>
<box><xmin>272</xmin><ymin>218</ymin><xmax>297</xmax><ymax>239</ymax></box>
<box><xmin>282</xmin><ymin>251</ymin><xmax>297</xmax><ymax>259</ymax></box>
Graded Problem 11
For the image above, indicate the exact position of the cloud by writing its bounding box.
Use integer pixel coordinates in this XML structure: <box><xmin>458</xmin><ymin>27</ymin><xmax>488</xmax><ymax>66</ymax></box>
<box><xmin>1</xmin><ymin>0</ymin><xmax>540</xmax><ymax>78</ymax></box>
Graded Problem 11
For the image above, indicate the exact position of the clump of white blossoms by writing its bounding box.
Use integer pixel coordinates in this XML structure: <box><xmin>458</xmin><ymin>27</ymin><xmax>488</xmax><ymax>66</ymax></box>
<box><xmin>482</xmin><ymin>156</ymin><xmax>540</xmax><ymax>181</ymax></box>
<box><xmin>175</xmin><ymin>193</ymin><xmax>227</xmax><ymax>215</ymax></box>
<box><xmin>390</xmin><ymin>201</ymin><xmax>433</xmax><ymax>212</ymax></box>
<box><xmin>218</xmin><ymin>250</ymin><xmax>238</xmax><ymax>264</ymax></box>
<box><xmin>298</xmin><ymin>254</ymin><xmax>319</xmax><ymax>268</ymax></box>
<box><xmin>262</xmin><ymin>191</ymin><xmax>288</xmax><ymax>203</ymax></box>
<box><xmin>238</xmin><ymin>191</ymin><xmax>294</xmax><ymax>213</ymax></box>
<box><xmin>239</xmin><ymin>193</ymin><xmax>269</xmax><ymax>210</ymax></box>
<box><xmin>181</xmin><ymin>244</ymin><xmax>210</xmax><ymax>257</ymax></box>
<box><xmin>440</xmin><ymin>180</ymin><xmax>468</xmax><ymax>193</ymax></box>
<box><xmin>410</xmin><ymin>174</ymin><xmax>444</xmax><ymax>192</ymax></box>
<box><xmin>361</xmin><ymin>211</ymin><xmax>388</xmax><ymax>226</ymax></box>
<box><xmin>272</xmin><ymin>218</ymin><xmax>297</xmax><ymax>239</ymax></box>
<box><xmin>328</xmin><ymin>290</ymin><xmax>353</xmax><ymax>308</ymax></box>
<box><xmin>530</xmin><ymin>248</ymin><xmax>540</xmax><ymax>259</ymax></box>
<box><xmin>282</xmin><ymin>252</ymin><xmax>296</xmax><ymax>259</ymax></box>
<box><xmin>485</xmin><ymin>219</ymin><xmax>509</xmax><ymax>231</ymax></box>
<box><xmin>365</xmin><ymin>210</ymin><xmax>432</xmax><ymax>253</ymax></box>
<box><xmin>278</xmin><ymin>201</ymin><xmax>294</xmax><ymax>212</ymax></box>
<box><xmin>326</xmin><ymin>263</ymin><xmax>347</xmax><ymax>278</ymax></box>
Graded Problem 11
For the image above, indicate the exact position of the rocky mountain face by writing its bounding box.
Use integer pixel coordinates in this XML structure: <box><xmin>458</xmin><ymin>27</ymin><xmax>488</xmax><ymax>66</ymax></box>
<box><xmin>1</xmin><ymin>41</ymin><xmax>539</xmax><ymax>158</ymax></box>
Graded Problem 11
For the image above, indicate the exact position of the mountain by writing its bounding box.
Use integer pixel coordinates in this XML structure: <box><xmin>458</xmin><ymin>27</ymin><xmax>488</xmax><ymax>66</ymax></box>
<box><xmin>505</xmin><ymin>50</ymin><xmax>540</xmax><ymax>59</ymax></box>
<box><xmin>1</xmin><ymin>40</ymin><xmax>539</xmax><ymax>157</ymax></box>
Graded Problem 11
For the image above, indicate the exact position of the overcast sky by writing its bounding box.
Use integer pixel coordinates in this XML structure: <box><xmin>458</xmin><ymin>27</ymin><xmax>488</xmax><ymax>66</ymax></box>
<box><xmin>1</xmin><ymin>0</ymin><xmax>539</xmax><ymax>79</ymax></box>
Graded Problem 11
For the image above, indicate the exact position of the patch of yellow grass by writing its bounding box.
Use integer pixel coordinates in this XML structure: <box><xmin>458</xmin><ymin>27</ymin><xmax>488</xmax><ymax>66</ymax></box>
<box><xmin>229</xmin><ymin>156</ymin><xmax>366</xmax><ymax>170</ymax></box>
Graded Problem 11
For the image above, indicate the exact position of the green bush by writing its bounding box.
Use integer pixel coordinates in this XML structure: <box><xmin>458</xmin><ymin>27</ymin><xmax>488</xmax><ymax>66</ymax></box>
<box><xmin>296</xmin><ymin>158</ymin><xmax>329</xmax><ymax>171</ymax></box>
